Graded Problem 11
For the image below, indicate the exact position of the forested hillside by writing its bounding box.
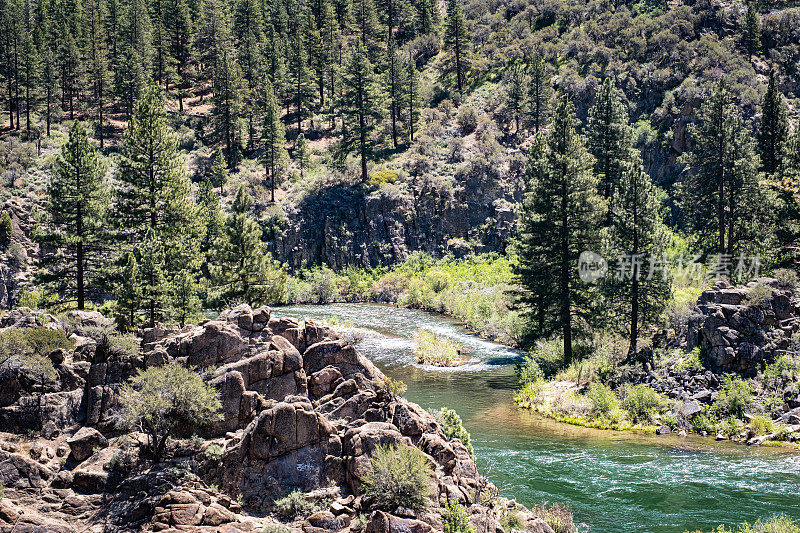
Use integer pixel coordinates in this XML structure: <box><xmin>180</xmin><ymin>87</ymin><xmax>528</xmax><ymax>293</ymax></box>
<box><xmin>1</xmin><ymin>0</ymin><xmax>800</xmax><ymax>330</ymax></box>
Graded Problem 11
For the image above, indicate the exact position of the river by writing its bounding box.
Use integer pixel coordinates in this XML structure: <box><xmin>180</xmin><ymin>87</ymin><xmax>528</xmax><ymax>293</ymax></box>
<box><xmin>273</xmin><ymin>303</ymin><xmax>800</xmax><ymax>533</ymax></box>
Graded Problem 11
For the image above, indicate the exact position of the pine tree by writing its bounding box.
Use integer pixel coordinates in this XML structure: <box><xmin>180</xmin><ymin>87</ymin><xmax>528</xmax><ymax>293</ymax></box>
<box><xmin>416</xmin><ymin>0</ymin><xmax>438</xmax><ymax>34</ymax></box>
<box><xmin>214</xmin><ymin>186</ymin><xmax>286</xmax><ymax>306</ymax></box>
<box><xmin>19</xmin><ymin>26</ymin><xmax>39</xmax><ymax>141</ymax></box>
<box><xmin>86</xmin><ymin>0</ymin><xmax>111</xmax><ymax>147</ymax></box>
<box><xmin>38</xmin><ymin>121</ymin><xmax>107</xmax><ymax>310</ymax></box>
<box><xmin>196</xmin><ymin>175</ymin><xmax>224</xmax><ymax>279</ymax></box>
<box><xmin>39</xmin><ymin>44</ymin><xmax>57</xmax><ymax>136</ymax></box>
<box><xmin>117</xmin><ymin>251</ymin><xmax>141</xmax><ymax>330</ymax></box>
<box><xmin>443</xmin><ymin>0</ymin><xmax>469</xmax><ymax>95</ymax></box>
<box><xmin>681</xmin><ymin>81</ymin><xmax>771</xmax><ymax>257</ymax></box>
<box><xmin>234</xmin><ymin>0</ymin><xmax>264</xmax><ymax>150</ymax></box>
<box><xmin>59</xmin><ymin>30</ymin><xmax>82</xmax><ymax>121</ymax></box>
<box><xmin>114</xmin><ymin>85</ymin><xmax>193</xmax><ymax>250</ymax></box>
<box><xmin>527</xmin><ymin>54</ymin><xmax>550</xmax><ymax>133</ymax></box>
<box><xmin>320</xmin><ymin>0</ymin><xmax>340</xmax><ymax>109</ymax></box>
<box><xmin>503</xmin><ymin>61</ymin><xmax>527</xmax><ymax>134</ymax></box>
<box><xmin>169</xmin><ymin>269</ymin><xmax>200</xmax><ymax>327</ymax></box>
<box><xmin>305</xmin><ymin>7</ymin><xmax>326</xmax><ymax>109</ymax></box>
<box><xmin>287</xmin><ymin>19</ymin><xmax>313</xmax><ymax>135</ymax></box>
<box><xmin>404</xmin><ymin>53</ymin><xmax>419</xmax><ymax>142</ymax></box>
<box><xmin>168</xmin><ymin>0</ymin><xmax>193</xmax><ymax>114</ymax></box>
<box><xmin>513</xmin><ymin>94</ymin><xmax>605</xmax><ymax>363</ymax></box>
<box><xmin>212</xmin><ymin>35</ymin><xmax>243</xmax><ymax>165</ymax></box>
<box><xmin>116</xmin><ymin>0</ymin><xmax>152</xmax><ymax>126</ymax></box>
<box><xmin>353</xmin><ymin>0</ymin><xmax>380</xmax><ymax>47</ymax></box>
<box><xmin>337</xmin><ymin>42</ymin><xmax>384</xmax><ymax>183</ymax></box>
<box><xmin>138</xmin><ymin>227</ymin><xmax>168</xmax><ymax>327</ymax></box>
<box><xmin>757</xmin><ymin>72</ymin><xmax>789</xmax><ymax>177</ymax></box>
<box><xmin>295</xmin><ymin>132</ymin><xmax>309</xmax><ymax>177</ymax></box>
<box><xmin>261</xmin><ymin>79</ymin><xmax>287</xmax><ymax>203</ymax></box>
<box><xmin>0</xmin><ymin>0</ymin><xmax>21</xmax><ymax>129</ymax></box>
<box><xmin>386</xmin><ymin>36</ymin><xmax>407</xmax><ymax>148</ymax></box>
<box><xmin>602</xmin><ymin>152</ymin><xmax>670</xmax><ymax>357</ymax></box>
<box><xmin>210</xmin><ymin>151</ymin><xmax>229</xmax><ymax>195</ymax></box>
<box><xmin>741</xmin><ymin>2</ymin><xmax>760</xmax><ymax>58</ymax></box>
<box><xmin>587</xmin><ymin>78</ymin><xmax>631</xmax><ymax>207</ymax></box>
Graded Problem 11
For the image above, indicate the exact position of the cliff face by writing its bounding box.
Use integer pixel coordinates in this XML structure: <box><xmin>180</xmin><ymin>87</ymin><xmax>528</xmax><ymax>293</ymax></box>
<box><xmin>0</xmin><ymin>306</ymin><xmax>554</xmax><ymax>533</ymax></box>
<box><xmin>271</xmin><ymin>166</ymin><xmax>522</xmax><ymax>270</ymax></box>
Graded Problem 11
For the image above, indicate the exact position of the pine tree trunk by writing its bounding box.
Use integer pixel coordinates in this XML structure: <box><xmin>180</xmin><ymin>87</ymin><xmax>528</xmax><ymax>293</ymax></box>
<box><xmin>77</xmin><ymin>240</ymin><xmax>85</xmax><ymax>310</ymax></box>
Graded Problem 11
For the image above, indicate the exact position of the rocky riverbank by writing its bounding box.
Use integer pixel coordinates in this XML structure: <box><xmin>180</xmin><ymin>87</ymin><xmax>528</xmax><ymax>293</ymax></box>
<box><xmin>0</xmin><ymin>305</ymin><xmax>561</xmax><ymax>532</ymax></box>
<box><xmin>515</xmin><ymin>278</ymin><xmax>800</xmax><ymax>447</ymax></box>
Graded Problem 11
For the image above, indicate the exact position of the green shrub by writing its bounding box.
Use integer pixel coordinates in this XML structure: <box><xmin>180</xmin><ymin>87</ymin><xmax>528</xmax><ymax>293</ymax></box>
<box><xmin>204</xmin><ymin>443</ymin><xmax>224</xmax><ymax>462</ymax></box>
<box><xmin>499</xmin><ymin>510</ymin><xmax>524</xmax><ymax>532</ymax></box>
<box><xmin>622</xmin><ymin>384</ymin><xmax>664</xmax><ymax>424</ymax></box>
<box><xmin>262</xmin><ymin>524</ymin><xmax>292</xmax><ymax>533</ymax></box>
<box><xmin>691</xmin><ymin>413</ymin><xmax>715</xmax><ymax>434</ymax></box>
<box><xmin>0</xmin><ymin>211</ymin><xmax>12</xmax><ymax>244</ymax></box>
<box><xmin>531</xmin><ymin>503</ymin><xmax>579</xmax><ymax>533</ymax></box>
<box><xmin>746</xmin><ymin>282</ymin><xmax>774</xmax><ymax>307</ymax></box>
<box><xmin>515</xmin><ymin>355</ymin><xmax>544</xmax><ymax>387</ymax></box>
<box><xmin>350</xmin><ymin>515</ymin><xmax>369</xmax><ymax>532</ymax></box>
<box><xmin>368</xmin><ymin>170</ymin><xmax>399</xmax><ymax>186</ymax></box>
<box><xmin>107</xmin><ymin>448</ymin><xmax>135</xmax><ymax>472</ymax></box>
<box><xmin>663</xmin><ymin>414</ymin><xmax>679</xmax><ymax>430</ymax></box>
<box><xmin>442</xmin><ymin>500</ymin><xmax>474</xmax><ymax>533</ymax></box>
<box><xmin>675</xmin><ymin>348</ymin><xmax>705</xmax><ymax>372</ymax></box>
<box><xmin>118</xmin><ymin>364</ymin><xmax>223</xmax><ymax>460</ymax></box>
<box><xmin>702</xmin><ymin>514</ymin><xmax>800</xmax><ymax>533</ymax></box>
<box><xmin>376</xmin><ymin>376</ymin><xmax>407</xmax><ymax>399</ymax></box>
<box><xmin>587</xmin><ymin>383</ymin><xmax>621</xmax><ymax>416</ymax></box>
<box><xmin>747</xmin><ymin>414</ymin><xmax>774</xmax><ymax>436</ymax></box>
<box><xmin>274</xmin><ymin>490</ymin><xmax>318</xmax><ymax>518</ymax></box>
<box><xmin>0</xmin><ymin>327</ymin><xmax>73</xmax><ymax>364</ymax></box>
<box><xmin>362</xmin><ymin>443</ymin><xmax>431</xmax><ymax>512</ymax></box>
<box><xmin>774</xmin><ymin>269</ymin><xmax>798</xmax><ymax>290</ymax></box>
<box><xmin>455</xmin><ymin>106</ymin><xmax>478</xmax><ymax>135</ymax></box>
<box><xmin>713</xmin><ymin>375</ymin><xmax>754</xmax><ymax>419</ymax></box>
<box><xmin>524</xmin><ymin>338</ymin><xmax>564</xmax><ymax>378</ymax></box>
<box><xmin>434</xmin><ymin>408</ymin><xmax>474</xmax><ymax>458</ymax></box>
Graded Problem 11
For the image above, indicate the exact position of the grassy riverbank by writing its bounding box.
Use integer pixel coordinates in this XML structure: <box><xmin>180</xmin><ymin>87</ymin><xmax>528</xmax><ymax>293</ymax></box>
<box><xmin>514</xmin><ymin>339</ymin><xmax>800</xmax><ymax>448</ymax></box>
<box><xmin>285</xmin><ymin>252</ymin><xmax>525</xmax><ymax>346</ymax></box>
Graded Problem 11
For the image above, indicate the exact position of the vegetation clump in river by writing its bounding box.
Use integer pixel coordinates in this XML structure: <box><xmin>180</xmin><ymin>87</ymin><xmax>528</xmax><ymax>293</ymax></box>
<box><xmin>414</xmin><ymin>330</ymin><xmax>470</xmax><ymax>367</ymax></box>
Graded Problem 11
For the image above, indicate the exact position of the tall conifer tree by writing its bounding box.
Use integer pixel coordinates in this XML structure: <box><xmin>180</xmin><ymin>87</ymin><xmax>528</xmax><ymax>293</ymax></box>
<box><xmin>261</xmin><ymin>79</ymin><xmax>287</xmax><ymax>203</ymax></box>
<box><xmin>513</xmin><ymin>94</ymin><xmax>605</xmax><ymax>363</ymax></box>
<box><xmin>757</xmin><ymin>72</ymin><xmax>789</xmax><ymax>177</ymax></box>
<box><xmin>38</xmin><ymin>121</ymin><xmax>107</xmax><ymax>310</ymax></box>
<box><xmin>337</xmin><ymin>42</ymin><xmax>384</xmax><ymax>183</ymax></box>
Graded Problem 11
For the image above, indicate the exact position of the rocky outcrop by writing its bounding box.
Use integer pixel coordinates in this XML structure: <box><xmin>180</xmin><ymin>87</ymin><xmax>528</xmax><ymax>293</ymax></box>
<box><xmin>686</xmin><ymin>279</ymin><xmax>799</xmax><ymax>375</ymax></box>
<box><xmin>0</xmin><ymin>305</ymin><xmax>539</xmax><ymax>532</ymax></box>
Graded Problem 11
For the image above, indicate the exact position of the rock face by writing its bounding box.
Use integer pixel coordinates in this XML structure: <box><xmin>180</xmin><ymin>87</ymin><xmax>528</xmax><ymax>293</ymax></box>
<box><xmin>685</xmin><ymin>279</ymin><xmax>799</xmax><ymax>375</ymax></box>
<box><xmin>0</xmin><ymin>305</ymin><xmax>529</xmax><ymax>533</ymax></box>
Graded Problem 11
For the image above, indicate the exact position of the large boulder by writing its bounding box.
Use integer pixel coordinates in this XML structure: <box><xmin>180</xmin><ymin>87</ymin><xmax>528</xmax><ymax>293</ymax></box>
<box><xmin>67</xmin><ymin>426</ymin><xmax>109</xmax><ymax>462</ymax></box>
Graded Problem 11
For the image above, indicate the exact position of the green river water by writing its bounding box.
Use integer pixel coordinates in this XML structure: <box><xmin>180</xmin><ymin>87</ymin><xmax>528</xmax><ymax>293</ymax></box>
<box><xmin>274</xmin><ymin>303</ymin><xmax>800</xmax><ymax>533</ymax></box>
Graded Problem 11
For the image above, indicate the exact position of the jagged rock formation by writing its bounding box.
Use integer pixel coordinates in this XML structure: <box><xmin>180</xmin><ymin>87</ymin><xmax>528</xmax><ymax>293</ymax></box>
<box><xmin>686</xmin><ymin>278</ymin><xmax>799</xmax><ymax>375</ymax></box>
<box><xmin>0</xmin><ymin>305</ymin><xmax>552</xmax><ymax>533</ymax></box>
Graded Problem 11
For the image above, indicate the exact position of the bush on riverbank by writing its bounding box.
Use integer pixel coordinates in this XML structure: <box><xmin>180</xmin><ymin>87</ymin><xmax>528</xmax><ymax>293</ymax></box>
<box><xmin>362</xmin><ymin>444</ymin><xmax>432</xmax><ymax>512</ymax></box>
<box><xmin>685</xmin><ymin>514</ymin><xmax>800</xmax><ymax>533</ymax></box>
<box><xmin>433</xmin><ymin>408</ymin><xmax>475</xmax><ymax>458</ymax></box>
